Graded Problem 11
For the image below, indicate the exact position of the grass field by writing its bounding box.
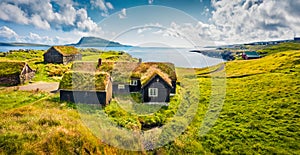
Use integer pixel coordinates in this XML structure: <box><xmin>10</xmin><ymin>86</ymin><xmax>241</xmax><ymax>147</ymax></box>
<box><xmin>0</xmin><ymin>43</ymin><xmax>299</xmax><ymax>154</ymax></box>
<box><xmin>0</xmin><ymin>49</ymin><xmax>135</xmax><ymax>83</ymax></box>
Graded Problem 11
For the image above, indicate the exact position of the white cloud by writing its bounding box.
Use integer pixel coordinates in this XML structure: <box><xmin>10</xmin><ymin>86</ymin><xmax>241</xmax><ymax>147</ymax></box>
<box><xmin>91</xmin><ymin>0</ymin><xmax>114</xmax><ymax>17</ymax></box>
<box><xmin>92</xmin><ymin>0</ymin><xmax>107</xmax><ymax>12</ymax></box>
<box><xmin>118</xmin><ymin>8</ymin><xmax>127</xmax><ymax>19</ymax></box>
<box><xmin>0</xmin><ymin>3</ymin><xmax>29</xmax><ymax>24</ymax></box>
<box><xmin>149</xmin><ymin>0</ymin><xmax>299</xmax><ymax>46</ymax></box>
<box><xmin>76</xmin><ymin>9</ymin><xmax>100</xmax><ymax>32</ymax></box>
<box><xmin>31</xmin><ymin>14</ymin><xmax>51</xmax><ymax>30</ymax></box>
<box><xmin>0</xmin><ymin>26</ymin><xmax>18</xmax><ymax>39</ymax></box>
<box><xmin>201</xmin><ymin>7</ymin><xmax>210</xmax><ymax>16</ymax></box>
<box><xmin>0</xmin><ymin>26</ymin><xmax>83</xmax><ymax>45</ymax></box>
<box><xmin>209</xmin><ymin>0</ymin><xmax>298</xmax><ymax>43</ymax></box>
<box><xmin>0</xmin><ymin>1</ymin><xmax>102</xmax><ymax>34</ymax></box>
<box><xmin>137</xmin><ymin>23</ymin><xmax>163</xmax><ymax>34</ymax></box>
<box><xmin>106</xmin><ymin>2</ymin><xmax>114</xmax><ymax>10</ymax></box>
<box><xmin>148</xmin><ymin>0</ymin><xmax>154</xmax><ymax>5</ymax></box>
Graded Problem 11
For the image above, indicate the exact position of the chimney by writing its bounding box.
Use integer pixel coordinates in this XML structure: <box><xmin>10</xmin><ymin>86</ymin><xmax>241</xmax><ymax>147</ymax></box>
<box><xmin>97</xmin><ymin>58</ymin><xmax>102</xmax><ymax>67</ymax></box>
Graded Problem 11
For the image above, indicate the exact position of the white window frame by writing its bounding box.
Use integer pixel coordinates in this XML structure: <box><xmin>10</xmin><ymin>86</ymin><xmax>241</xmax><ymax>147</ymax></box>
<box><xmin>118</xmin><ymin>84</ymin><xmax>125</xmax><ymax>89</ymax></box>
<box><xmin>130</xmin><ymin>80</ymin><xmax>138</xmax><ymax>86</ymax></box>
<box><xmin>148</xmin><ymin>88</ymin><xmax>158</xmax><ymax>97</ymax></box>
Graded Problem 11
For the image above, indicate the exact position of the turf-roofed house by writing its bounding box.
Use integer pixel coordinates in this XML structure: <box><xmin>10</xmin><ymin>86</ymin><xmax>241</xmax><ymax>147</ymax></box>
<box><xmin>44</xmin><ymin>46</ymin><xmax>82</xmax><ymax>64</ymax></box>
<box><xmin>131</xmin><ymin>62</ymin><xmax>177</xmax><ymax>103</ymax></box>
<box><xmin>113</xmin><ymin>62</ymin><xmax>177</xmax><ymax>103</ymax></box>
<box><xmin>59</xmin><ymin>59</ymin><xmax>177</xmax><ymax>104</ymax></box>
<box><xmin>59</xmin><ymin>60</ymin><xmax>113</xmax><ymax>105</ymax></box>
<box><xmin>0</xmin><ymin>61</ymin><xmax>35</xmax><ymax>86</ymax></box>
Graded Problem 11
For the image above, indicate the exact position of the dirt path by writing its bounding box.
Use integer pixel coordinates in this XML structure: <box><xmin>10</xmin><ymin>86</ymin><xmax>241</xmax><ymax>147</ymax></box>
<box><xmin>16</xmin><ymin>82</ymin><xmax>59</xmax><ymax>93</ymax></box>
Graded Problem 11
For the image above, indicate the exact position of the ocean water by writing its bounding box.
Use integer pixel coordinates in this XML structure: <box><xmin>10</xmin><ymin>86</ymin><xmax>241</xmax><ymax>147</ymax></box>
<box><xmin>0</xmin><ymin>46</ymin><xmax>224</xmax><ymax>68</ymax></box>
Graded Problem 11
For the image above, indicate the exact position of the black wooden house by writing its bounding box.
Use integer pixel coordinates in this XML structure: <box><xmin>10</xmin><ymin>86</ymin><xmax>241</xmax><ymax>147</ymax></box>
<box><xmin>127</xmin><ymin>62</ymin><xmax>177</xmax><ymax>103</ymax></box>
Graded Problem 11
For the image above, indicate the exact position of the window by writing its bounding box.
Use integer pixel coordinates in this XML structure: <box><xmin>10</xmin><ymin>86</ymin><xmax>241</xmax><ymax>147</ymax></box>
<box><xmin>118</xmin><ymin>84</ymin><xmax>125</xmax><ymax>89</ymax></box>
<box><xmin>149</xmin><ymin>88</ymin><xmax>158</xmax><ymax>97</ymax></box>
<box><xmin>130</xmin><ymin>80</ymin><xmax>138</xmax><ymax>86</ymax></box>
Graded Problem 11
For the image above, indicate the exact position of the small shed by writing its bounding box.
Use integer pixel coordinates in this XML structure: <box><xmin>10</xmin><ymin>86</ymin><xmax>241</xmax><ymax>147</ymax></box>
<box><xmin>59</xmin><ymin>71</ymin><xmax>112</xmax><ymax>105</ymax></box>
<box><xmin>0</xmin><ymin>61</ymin><xmax>35</xmax><ymax>86</ymax></box>
<box><xmin>44</xmin><ymin>46</ymin><xmax>82</xmax><ymax>64</ymax></box>
<box><xmin>242</xmin><ymin>51</ymin><xmax>261</xmax><ymax>60</ymax></box>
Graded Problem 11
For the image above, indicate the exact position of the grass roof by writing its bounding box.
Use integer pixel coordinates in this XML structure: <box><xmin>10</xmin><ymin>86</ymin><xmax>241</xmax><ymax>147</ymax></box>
<box><xmin>111</xmin><ymin>62</ymin><xmax>139</xmax><ymax>83</ymax></box>
<box><xmin>72</xmin><ymin>62</ymin><xmax>98</xmax><ymax>72</ymax></box>
<box><xmin>51</xmin><ymin>46</ymin><xmax>79</xmax><ymax>56</ymax></box>
<box><xmin>0</xmin><ymin>61</ymin><xmax>26</xmax><ymax>76</ymax></box>
<box><xmin>72</xmin><ymin>61</ymin><xmax>114</xmax><ymax>73</ymax></box>
<box><xmin>140</xmin><ymin>67</ymin><xmax>172</xmax><ymax>87</ymax></box>
<box><xmin>59</xmin><ymin>71</ymin><xmax>110</xmax><ymax>91</ymax></box>
<box><xmin>131</xmin><ymin>62</ymin><xmax>177</xmax><ymax>80</ymax></box>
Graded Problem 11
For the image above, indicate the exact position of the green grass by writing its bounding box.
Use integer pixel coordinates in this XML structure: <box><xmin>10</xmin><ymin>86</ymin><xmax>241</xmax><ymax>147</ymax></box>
<box><xmin>223</xmin><ymin>50</ymin><xmax>299</xmax><ymax>77</ymax></box>
<box><xmin>0</xmin><ymin>89</ymin><xmax>47</xmax><ymax>112</ymax></box>
<box><xmin>258</xmin><ymin>42</ymin><xmax>300</xmax><ymax>56</ymax></box>
<box><xmin>80</xmin><ymin>49</ymin><xmax>138</xmax><ymax>62</ymax></box>
<box><xmin>32</xmin><ymin>63</ymin><xmax>72</xmax><ymax>82</ymax></box>
<box><xmin>0</xmin><ymin>61</ymin><xmax>26</xmax><ymax>76</ymax></box>
<box><xmin>198</xmin><ymin>72</ymin><xmax>300</xmax><ymax>154</ymax></box>
<box><xmin>0</xmin><ymin>90</ymin><xmax>141</xmax><ymax>154</ymax></box>
<box><xmin>59</xmin><ymin>71</ymin><xmax>110</xmax><ymax>90</ymax></box>
<box><xmin>0</xmin><ymin>50</ymin><xmax>70</xmax><ymax>82</ymax></box>
<box><xmin>0</xmin><ymin>50</ymin><xmax>44</xmax><ymax>62</ymax></box>
<box><xmin>52</xmin><ymin>46</ymin><xmax>79</xmax><ymax>55</ymax></box>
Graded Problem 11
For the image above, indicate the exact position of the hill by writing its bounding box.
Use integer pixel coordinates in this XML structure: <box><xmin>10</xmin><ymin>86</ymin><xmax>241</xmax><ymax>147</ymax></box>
<box><xmin>257</xmin><ymin>42</ymin><xmax>300</xmax><ymax>57</ymax></box>
<box><xmin>69</xmin><ymin>37</ymin><xmax>131</xmax><ymax>47</ymax></box>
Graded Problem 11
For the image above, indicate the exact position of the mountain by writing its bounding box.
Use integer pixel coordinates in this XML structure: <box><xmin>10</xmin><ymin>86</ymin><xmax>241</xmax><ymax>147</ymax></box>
<box><xmin>0</xmin><ymin>42</ymin><xmax>49</xmax><ymax>47</ymax></box>
<box><xmin>69</xmin><ymin>37</ymin><xmax>131</xmax><ymax>47</ymax></box>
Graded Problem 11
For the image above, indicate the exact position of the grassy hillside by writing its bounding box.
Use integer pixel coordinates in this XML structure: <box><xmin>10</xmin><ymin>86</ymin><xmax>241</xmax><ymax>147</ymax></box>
<box><xmin>0</xmin><ymin>47</ymin><xmax>299</xmax><ymax>154</ymax></box>
<box><xmin>226</xmin><ymin>50</ymin><xmax>300</xmax><ymax>77</ymax></box>
<box><xmin>0</xmin><ymin>89</ymin><xmax>138</xmax><ymax>154</ymax></box>
<box><xmin>195</xmin><ymin>51</ymin><xmax>300</xmax><ymax>154</ymax></box>
<box><xmin>0</xmin><ymin>49</ymin><xmax>134</xmax><ymax>83</ymax></box>
<box><xmin>257</xmin><ymin>42</ymin><xmax>300</xmax><ymax>56</ymax></box>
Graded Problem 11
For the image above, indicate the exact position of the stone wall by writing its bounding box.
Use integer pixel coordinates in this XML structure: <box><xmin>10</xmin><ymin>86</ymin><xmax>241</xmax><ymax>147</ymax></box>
<box><xmin>0</xmin><ymin>74</ymin><xmax>20</xmax><ymax>86</ymax></box>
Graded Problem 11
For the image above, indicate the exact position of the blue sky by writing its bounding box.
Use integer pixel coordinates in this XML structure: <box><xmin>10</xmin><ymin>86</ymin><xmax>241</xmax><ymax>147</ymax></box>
<box><xmin>0</xmin><ymin>0</ymin><xmax>299</xmax><ymax>47</ymax></box>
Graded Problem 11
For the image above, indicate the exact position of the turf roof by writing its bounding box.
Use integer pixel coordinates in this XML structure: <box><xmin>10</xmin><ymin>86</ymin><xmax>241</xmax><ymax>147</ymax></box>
<box><xmin>131</xmin><ymin>62</ymin><xmax>176</xmax><ymax>79</ymax></box>
<box><xmin>49</xmin><ymin>46</ymin><xmax>80</xmax><ymax>56</ymax></box>
<box><xmin>59</xmin><ymin>71</ymin><xmax>110</xmax><ymax>91</ymax></box>
<box><xmin>0</xmin><ymin>61</ymin><xmax>26</xmax><ymax>76</ymax></box>
<box><xmin>111</xmin><ymin>62</ymin><xmax>139</xmax><ymax>83</ymax></box>
<box><xmin>131</xmin><ymin>62</ymin><xmax>176</xmax><ymax>85</ymax></box>
<box><xmin>71</xmin><ymin>61</ymin><xmax>114</xmax><ymax>73</ymax></box>
<box><xmin>140</xmin><ymin>67</ymin><xmax>173</xmax><ymax>87</ymax></box>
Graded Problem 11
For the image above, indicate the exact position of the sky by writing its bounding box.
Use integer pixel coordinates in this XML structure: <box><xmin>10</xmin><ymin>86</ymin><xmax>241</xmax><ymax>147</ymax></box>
<box><xmin>0</xmin><ymin>0</ymin><xmax>299</xmax><ymax>47</ymax></box>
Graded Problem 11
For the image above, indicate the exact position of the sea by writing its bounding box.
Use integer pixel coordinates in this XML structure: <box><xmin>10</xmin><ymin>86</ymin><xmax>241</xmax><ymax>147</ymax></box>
<box><xmin>0</xmin><ymin>46</ymin><xmax>224</xmax><ymax>68</ymax></box>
